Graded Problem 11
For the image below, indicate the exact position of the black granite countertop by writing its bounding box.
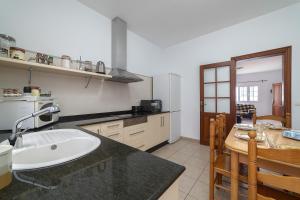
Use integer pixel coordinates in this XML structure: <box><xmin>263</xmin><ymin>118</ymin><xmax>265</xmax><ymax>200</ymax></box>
<box><xmin>0</xmin><ymin>111</ymin><xmax>184</xmax><ymax>200</ymax></box>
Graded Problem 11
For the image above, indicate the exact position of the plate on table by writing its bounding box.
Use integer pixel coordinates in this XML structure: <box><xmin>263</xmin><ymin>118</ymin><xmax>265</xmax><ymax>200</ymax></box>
<box><xmin>269</xmin><ymin>125</ymin><xmax>287</xmax><ymax>130</ymax></box>
<box><xmin>234</xmin><ymin>130</ymin><xmax>265</xmax><ymax>142</ymax></box>
<box><xmin>257</xmin><ymin>120</ymin><xmax>282</xmax><ymax>127</ymax></box>
<box><xmin>234</xmin><ymin>124</ymin><xmax>257</xmax><ymax>131</ymax></box>
<box><xmin>282</xmin><ymin>130</ymin><xmax>300</xmax><ymax>141</ymax></box>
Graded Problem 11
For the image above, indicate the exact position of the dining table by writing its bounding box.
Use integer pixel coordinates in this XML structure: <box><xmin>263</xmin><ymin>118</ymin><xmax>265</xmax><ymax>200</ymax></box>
<box><xmin>225</xmin><ymin>125</ymin><xmax>300</xmax><ymax>200</ymax></box>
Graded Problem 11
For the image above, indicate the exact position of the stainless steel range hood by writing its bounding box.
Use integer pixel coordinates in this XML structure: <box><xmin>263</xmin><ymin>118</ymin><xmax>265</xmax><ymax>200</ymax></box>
<box><xmin>109</xmin><ymin>17</ymin><xmax>143</xmax><ymax>83</ymax></box>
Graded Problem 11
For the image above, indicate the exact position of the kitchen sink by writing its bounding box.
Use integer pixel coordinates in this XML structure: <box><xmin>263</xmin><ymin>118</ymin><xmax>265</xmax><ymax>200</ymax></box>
<box><xmin>3</xmin><ymin>129</ymin><xmax>101</xmax><ymax>171</ymax></box>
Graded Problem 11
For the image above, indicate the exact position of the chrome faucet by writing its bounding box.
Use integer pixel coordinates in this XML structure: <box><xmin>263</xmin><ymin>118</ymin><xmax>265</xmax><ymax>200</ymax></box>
<box><xmin>9</xmin><ymin>105</ymin><xmax>60</xmax><ymax>148</ymax></box>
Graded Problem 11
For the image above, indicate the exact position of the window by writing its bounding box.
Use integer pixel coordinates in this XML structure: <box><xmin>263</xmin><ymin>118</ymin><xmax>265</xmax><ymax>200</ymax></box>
<box><xmin>236</xmin><ymin>86</ymin><xmax>259</xmax><ymax>102</ymax></box>
<box><xmin>249</xmin><ymin>86</ymin><xmax>258</xmax><ymax>101</ymax></box>
<box><xmin>239</xmin><ymin>87</ymin><xmax>248</xmax><ymax>101</ymax></box>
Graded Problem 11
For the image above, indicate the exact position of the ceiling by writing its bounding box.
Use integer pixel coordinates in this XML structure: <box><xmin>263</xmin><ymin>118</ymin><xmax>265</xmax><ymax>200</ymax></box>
<box><xmin>236</xmin><ymin>55</ymin><xmax>282</xmax><ymax>75</ymax></box>
<box><xmin>79</xmin><ymin>0</ymin><xmax>300</xmax><ymax>47</ymax></box>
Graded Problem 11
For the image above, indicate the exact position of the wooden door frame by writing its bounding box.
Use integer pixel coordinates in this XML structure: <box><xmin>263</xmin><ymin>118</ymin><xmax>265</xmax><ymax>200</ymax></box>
<box><xmin>200</xmin><ymin>61</ymin><xmax>234</xmax><ymax>145</ymax></box>
<box><xmin>231</xmin><ymin>46</ymin><xmax>292</xmax><ymax>125</ymax></box>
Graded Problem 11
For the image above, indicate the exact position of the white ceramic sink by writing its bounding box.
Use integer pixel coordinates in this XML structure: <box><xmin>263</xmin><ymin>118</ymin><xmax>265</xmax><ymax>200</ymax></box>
<box><xmin>8</xmin><ymin>129</ymin><xmax>100</xmax><ymax>171</ymax></box>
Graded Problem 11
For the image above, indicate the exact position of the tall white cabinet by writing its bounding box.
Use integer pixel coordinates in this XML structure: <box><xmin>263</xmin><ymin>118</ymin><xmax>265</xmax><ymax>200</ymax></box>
<box><xmin>153</xmin><ymin>73</ymin><xmax>181</xmax><ymax>143</ymax></box>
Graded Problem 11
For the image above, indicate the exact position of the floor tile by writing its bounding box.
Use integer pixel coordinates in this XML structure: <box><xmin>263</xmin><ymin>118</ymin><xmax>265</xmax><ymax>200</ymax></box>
<box><xmin>151</xmin><ymin>138</ymin><xmax>250</xmax><ymax>200</ymax></box>
<box><xmin>185</xmin><ymin>157</ymin><xmax>209</xmax><ymax>169</ymax></box>
<box><xmin>178</xmin><ymin>175</ymin><xmax>197</xmax><ymax>194</ymax></box>
<box><xmin>152</xmin><ymin>145</ymin><xmax>177</xmax><ymax>158</ymax></box>
<box><xmin>182</xmin><ymin>163</ymin><xmax>204</xmax><ymax>180</ymax></box>
<box><xmin>176</xmin><ymin>146</ymin><xmax>196</xmax><ymax>157</ymax></box>
<box><xmin>185</xmin><ymin>195</ymin><xmax>198</xmax><ymax>200</ymax></box>
<box><xmin>179</xmin><ymin>191</ymin><xmax>188</xmax><ymax>200</ymax></box>
<box><xmin>191</xmin><ymin>150</ymin><xmax>210</xmax><ymax>161</ymax></box>
<box><xmin>189</xmin><ymin>179</ymin><xmax>209</xmax><ymax>199</ymax></box>
<box><xmin>167</xmin><ymin>153</ymin><xmax>189</xmax><ymax>165</ymax></box>
<box><xmin>215</xmin><ymin>189</ymin><xmax>230</xmax><ymax>200</ymax></box>
<box><xmin>197</xmin><ymin>166</ymin><xmax>209</xmax><ymax>184</ymax></box>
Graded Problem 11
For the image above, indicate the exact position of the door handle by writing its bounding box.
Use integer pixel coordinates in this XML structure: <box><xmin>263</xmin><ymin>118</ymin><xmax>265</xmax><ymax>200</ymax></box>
<box><xmin>129</xmin><ymin>130</ymin><xmax>144</xmax><ymax>136</ymax></box>
<box><xmin>107</xmin><ymin>124</ymin><xmax>120</xmax><ymax>128</ymax></box>
<box><xmin>107</xmin><ymin>132</ymin><xmax>120</xmax><ymax>137</ymax></box>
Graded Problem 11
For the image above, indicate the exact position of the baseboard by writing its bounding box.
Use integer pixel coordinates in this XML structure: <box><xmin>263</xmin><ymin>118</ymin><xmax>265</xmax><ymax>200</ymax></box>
<box><xmin>180</xmin><ymin>136</ymin><xmax>200</xmax><ymax>143</ymax></box>
<box><xmin>146</xmin><ymin>141</ymin><xmax>169</xmax><ymax>153</ymax></box>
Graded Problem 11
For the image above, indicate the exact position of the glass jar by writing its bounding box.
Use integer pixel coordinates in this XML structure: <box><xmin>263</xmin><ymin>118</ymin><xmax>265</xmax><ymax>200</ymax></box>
<box><xmin>83</xmin><ymin>61</ymin><xmax>93</xmax><ymax>72</ymax></box>
<box><xmin>71</xmin><ymin>60</ymin><xmax>81</xmax><ymax>70</ymax></box>
<box><xmin>61</xmin><ymin>55</ymin><xmax>72</xmax><ymax>68</ymax></box>
<box><xmin>0</xmin><ymin>34</ymin><xmax>16</xmax><ymax>58</ymax></box>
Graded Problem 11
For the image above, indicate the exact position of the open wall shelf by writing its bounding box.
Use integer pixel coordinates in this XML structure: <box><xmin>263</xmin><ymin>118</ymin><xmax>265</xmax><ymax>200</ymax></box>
<box><xmin>0</xmin><ymin>57</ymin><xmax>112</xmax><ymax>80</ymax></box>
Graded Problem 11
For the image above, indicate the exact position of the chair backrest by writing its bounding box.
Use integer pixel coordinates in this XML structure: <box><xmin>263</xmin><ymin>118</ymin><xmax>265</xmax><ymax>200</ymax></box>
<box><xmin>252</xmin><ymin>112</ymin><xmax>291</xmax><ymax>128</ymax></box>
<box><xmin>247</xmin><ymin>131</ymin><xmax>300</xmax><ymax>200</ymax></box>
<box><xmin>209</xmin><ymin>115</ymin><xmax>224</xmax><ymax>159</ymax></box>
<box><xmin>218</xmin><ymin>113</ymin><xmax>227</xmax><ymax>152</ymax></box>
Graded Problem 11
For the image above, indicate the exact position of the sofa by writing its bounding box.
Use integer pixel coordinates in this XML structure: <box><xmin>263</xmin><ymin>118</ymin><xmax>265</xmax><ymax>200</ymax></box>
<box><xmin>236</xmin><ymin>104</ymin><xmax>256</xmax><ymax>119</ymax></box>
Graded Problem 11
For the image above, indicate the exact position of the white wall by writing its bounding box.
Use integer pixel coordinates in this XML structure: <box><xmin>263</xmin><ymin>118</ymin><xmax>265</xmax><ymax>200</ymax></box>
<box><xmin>0</xmin><ymin>0</ymin><xmax>162</xmax><ymax>116</ymax></box>
<box><xmin>237</xmin><ymin>70</ymin><xmax>282</xmax><ymax>116</ymax></box>
<box><xmin>158</xmin><ymin>3</ymin><xmax>300</xmax><ymax>139</ymax></box>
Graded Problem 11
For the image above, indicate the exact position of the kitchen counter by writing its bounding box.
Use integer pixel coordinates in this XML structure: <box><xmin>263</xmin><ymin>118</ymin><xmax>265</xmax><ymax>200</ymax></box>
<box><xmin>0</xmin><ymin>111</ymin><xmax>184</xmax><ymax>200</ymax></box>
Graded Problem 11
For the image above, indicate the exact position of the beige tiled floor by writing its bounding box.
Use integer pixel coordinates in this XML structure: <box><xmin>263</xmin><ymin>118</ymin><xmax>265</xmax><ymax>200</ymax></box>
<box><xmin>152</xmin><ymin>138</ymin><xmax>245</xmax><ymax>200</ymax></box>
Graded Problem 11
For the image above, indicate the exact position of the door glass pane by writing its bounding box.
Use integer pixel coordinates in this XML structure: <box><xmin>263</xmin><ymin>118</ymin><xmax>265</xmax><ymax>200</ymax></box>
<box><xmin>217</xmin><ymin>99</ymin><xmax>230</xmax><ymax>113</ymax></box>
<box><xmin>204</xmin><ymin>83</ymin><xmax>215</xmax><ymax>97</ymax></box>
<box><xmin>217</xmin><ymin>66</ymin><xmax>230</xmax><ymax>82</ymax></box>
<box><xmin>217</xmin><ymin>82</ymin><xmax>230</xmax><ymax>97</ymax></box>
<box><xmin>204</xmin><ymin>68</ymin><xmax>215</xmax><ymax>83</ymax></box>
<box><xmin>204</xmin><ymin>98</ymin><xmax>216</xmax><ymax>113</ymax></box>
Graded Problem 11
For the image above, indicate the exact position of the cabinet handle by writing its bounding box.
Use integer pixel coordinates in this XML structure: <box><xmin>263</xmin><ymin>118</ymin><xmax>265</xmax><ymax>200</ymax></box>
<box><xmin>162</xmin><ymin>117</ymin><xmax>164</xmax><ymax>126</ymax></box>
<box><xmin>137</xmin><ymin>144</ymin><xmax>145</xmax><ymax>149</ymax></box>
<box><xmin>160</xmin><ymin>117</ymin><xmax>163</xmax><ymax>127</ymax></box>
<box><xmin>97</xmin><ymin>129</ymin><xmax>100</xmax><ymax>134</ymax></box>
<box><xmin>129</xmin><ymin>130</ymin><xmax>144</xmax><ymax>136</ymax></box>
<box><xmin>107</xmin><ymin>132</ymin><xmax>120</xmax><ymax>137</ymax></box>
<box><xmin>107</xmin><ymin>124</ymin><xmax>120</xmax><ymax>128</ymax></box>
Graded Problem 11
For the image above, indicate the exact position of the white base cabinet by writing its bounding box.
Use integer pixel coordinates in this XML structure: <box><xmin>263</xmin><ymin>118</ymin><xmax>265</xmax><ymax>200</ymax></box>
<box><xmin>123</xmin><ymin>123</ymin><xmax>148</xmax><ymax>151</ymax></box>
<box><xmin>147</xmin><ymin>113</ymin><xmax>170</xmax><ymax>148</ymax></box>
<box><xmin>81</xmin><ymin>113</ymin><xmax>170</xmax><ymax>151</ymax></box>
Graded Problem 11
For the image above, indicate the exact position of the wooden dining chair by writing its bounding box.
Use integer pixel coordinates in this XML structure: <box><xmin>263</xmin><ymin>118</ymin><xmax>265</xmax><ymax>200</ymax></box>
<box><xmin>253</xmin><ymin>112</ymin><xmax>291</xmax><ymax>128</ymax></box>
<box><xmin>209</xmin><ymin>116</ymin><xmax>247</xmax><ymax>200</ymax></box>
<box><xmin>248</xmin><ymin>130</ymin><xmax>300</xmax><ymax>200</ymax></box>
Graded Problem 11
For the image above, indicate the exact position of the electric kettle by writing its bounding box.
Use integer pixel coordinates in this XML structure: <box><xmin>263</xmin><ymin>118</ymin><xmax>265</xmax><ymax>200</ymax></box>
<box><xmin>96</xmin><ymin>61</ymin><xmax>106</xmax><ymax>74</ymax></box>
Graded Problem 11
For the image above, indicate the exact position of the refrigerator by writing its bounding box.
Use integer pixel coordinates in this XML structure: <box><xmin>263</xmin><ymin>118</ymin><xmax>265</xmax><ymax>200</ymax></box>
<box><xmin>153</xmin><ymin>73</ymin><xmax>181</xmax><ymax>143</ymax></box>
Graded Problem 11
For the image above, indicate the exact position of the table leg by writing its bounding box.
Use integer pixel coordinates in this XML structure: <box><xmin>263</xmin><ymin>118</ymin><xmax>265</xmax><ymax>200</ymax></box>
<box><xmin>231</xmin><ymin>151</ymin><xmax>239</xmax><ymax>200</ymax></box>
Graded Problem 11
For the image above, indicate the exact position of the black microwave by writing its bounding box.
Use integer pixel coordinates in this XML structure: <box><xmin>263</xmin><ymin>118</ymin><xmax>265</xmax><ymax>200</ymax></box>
<box><xmin>140</xmin><ymin>100</ymin><xmax>162</xmax><ymax>113</ymax></box>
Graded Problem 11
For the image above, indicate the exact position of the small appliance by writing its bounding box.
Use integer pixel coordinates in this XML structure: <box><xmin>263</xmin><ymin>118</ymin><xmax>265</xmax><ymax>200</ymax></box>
<box><xmin>96</xmin><ymin>61</ymin><xmax>106</xmax><ymax>74</ymax></box>
<box><xmin>0</xmin><ymin>96</ymin><xmax>59</xmax><ymax>130</ymax></box>
<box><xmin>140</xmin><ymin>100</ymin><xmax>162</xmax><ymax>113</ymax></box>
<box><xmin>131</xmin><ymin>106</ymin><xmax>142</xmax><ymax>114</ymax></box>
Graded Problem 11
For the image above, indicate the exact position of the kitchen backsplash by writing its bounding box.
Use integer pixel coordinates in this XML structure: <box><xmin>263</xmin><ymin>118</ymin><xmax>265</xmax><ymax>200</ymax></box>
<box><xmin>0</xmin><ymin>67</ymin><xmax>152</xmax><ymax>116</ymax></box>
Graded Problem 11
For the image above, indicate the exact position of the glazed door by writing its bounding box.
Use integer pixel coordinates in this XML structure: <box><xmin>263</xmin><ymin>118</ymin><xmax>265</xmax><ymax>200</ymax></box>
<box><xmin>200</xmin><ymin>61</ymin><xmax>234</xmax><ymax>145</ymax></box>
